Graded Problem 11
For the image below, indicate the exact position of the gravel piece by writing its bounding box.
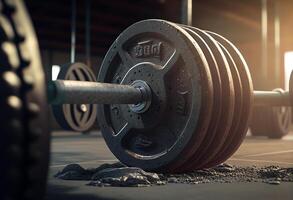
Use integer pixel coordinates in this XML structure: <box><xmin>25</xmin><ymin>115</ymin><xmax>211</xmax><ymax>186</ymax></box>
<box><xmin>263</xmin><ymin>179</ymin><xmax>281</xmax><ymax>185</ymax></box>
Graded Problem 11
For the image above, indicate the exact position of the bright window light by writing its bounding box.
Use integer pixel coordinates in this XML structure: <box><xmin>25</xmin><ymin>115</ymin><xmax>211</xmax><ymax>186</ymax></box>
<box><xmin>52</xmin><ymin>65</ymin><xmax>61</xmax><ymax>81</ymax></box>
<box><xmin>284</xmin><ymin>51</ymin><xmax>293</xmax><ymax>90</ymax></box>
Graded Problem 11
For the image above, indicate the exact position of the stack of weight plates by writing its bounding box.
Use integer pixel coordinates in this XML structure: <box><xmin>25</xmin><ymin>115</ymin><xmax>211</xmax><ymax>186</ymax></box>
<box><xmin>97</xmin><ymin>19</ymin><xmax>253</xmax><ymax>172</ymax></box>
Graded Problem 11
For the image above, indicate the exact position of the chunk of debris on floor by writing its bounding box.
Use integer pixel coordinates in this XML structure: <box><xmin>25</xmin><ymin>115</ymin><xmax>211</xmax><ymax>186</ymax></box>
<box><xmin>55</xmin><ymin>162</ymin><xmax>293</xmax><ymax>187</ymax></box>
<box><xmin>55</xmin><ymin>162</ymin><xmax>165</xmax><ymax>187</ymax></box>
<box><xmin>89</xmin><ymin>167</ymin><xmax>165</xmax><ymax>187</ymax></box>
<box><xmin>54</xmin><ymin>163</ymin><xmax>93</xmax><ymax>180</ymax></box>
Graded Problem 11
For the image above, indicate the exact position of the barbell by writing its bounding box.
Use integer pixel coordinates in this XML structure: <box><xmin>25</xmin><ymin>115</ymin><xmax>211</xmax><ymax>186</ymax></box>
<box><xmin>0</xmin><ymin>1</ymin><xmax>292</xmax><ymax>199</ymax></box>
<box><xmin>47</xmin><ymin>20</ymin><xmax>293</xmax><ymax>172</ymax></box>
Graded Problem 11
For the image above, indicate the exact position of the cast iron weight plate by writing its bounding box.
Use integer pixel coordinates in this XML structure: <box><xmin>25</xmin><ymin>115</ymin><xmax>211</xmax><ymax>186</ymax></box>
<box><xmin>250</xmin><ymin>106</ymin><xmax>290</xmax><ymax>139</ymax></box>
<box><xmin>270</xmin><ymin>106</ymin><xmax>291</xmax><ymax>138</ymax></box>
<box><xmin>179</xmin><ymin>26</ymin><xmax>235</xmax><ymax>171</ymax></box>
<box><xmin>52</xmin><ymin>62</ymin><xmax>97</xmax><ymax>132</ymax></box>
<box><xmin>166</xmin><ymin>25</ymin><xmax>222</xmax><ymax>172</ymax></box>
<box><xmin>200</xmin><ymin>41</ymin><xmax>243</xmax><ymax>168</ymax></box>
<box><xmin>250</xmin><ymin>89</ymin><xmax>290</xmax><ymax>139</ymax></box>
<box><xmin>0</xmin><ymin>0</ymin><xmax>50</xmax><ymax>199</ymax></box>
<box><xmin>205</xmin><ymin>31</ymin><xmax>253</xmax><ymax>167</ymax></box>
<box><xmin>97</xmin><ymin>19</ymin><xmax>213</xmax><ymax>171</ymax></box>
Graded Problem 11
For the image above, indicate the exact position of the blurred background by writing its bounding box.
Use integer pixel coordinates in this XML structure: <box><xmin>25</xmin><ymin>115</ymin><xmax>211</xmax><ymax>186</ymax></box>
<box><xmin>24</xmin><ymin>0</ymin><xmax>293</xmax><ymax>130</ymax></box>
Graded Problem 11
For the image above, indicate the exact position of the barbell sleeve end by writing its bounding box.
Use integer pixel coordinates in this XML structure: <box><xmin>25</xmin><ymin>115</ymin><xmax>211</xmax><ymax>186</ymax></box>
<box><xmin>253</xmin><ymin>90</ymin><xmax>291</xmax><ymax>106</ymax></box>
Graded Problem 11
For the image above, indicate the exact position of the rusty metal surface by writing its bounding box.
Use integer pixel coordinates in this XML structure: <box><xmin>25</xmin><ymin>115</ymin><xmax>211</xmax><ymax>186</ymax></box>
<box><xmin>167</xmin><ymin>25</ymin><xmax>222</xmax><ymax>172</ymax></box>
<box><xmin>181</xmin><ymin>26</ymin><xmax>235</xmax><ymax>171</ymax></box>
<box><xmin>205</xmin><ymin>31</ymin><xmax>253</xmax><ymax>168</ymax></box>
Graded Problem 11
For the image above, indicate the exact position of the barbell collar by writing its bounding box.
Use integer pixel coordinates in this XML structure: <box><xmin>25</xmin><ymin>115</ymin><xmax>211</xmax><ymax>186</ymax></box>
<box><xmin>48</xmin><ymin>80</ymin><xmax>149</xmax><ymax>105</ymax></box>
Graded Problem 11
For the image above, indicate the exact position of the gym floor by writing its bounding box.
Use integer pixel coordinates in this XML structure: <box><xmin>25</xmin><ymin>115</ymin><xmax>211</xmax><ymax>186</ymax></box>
<box><xmin>46</xmin><ymin>131</ymin><xmax>293</xmax><ymax>200</ymax></box>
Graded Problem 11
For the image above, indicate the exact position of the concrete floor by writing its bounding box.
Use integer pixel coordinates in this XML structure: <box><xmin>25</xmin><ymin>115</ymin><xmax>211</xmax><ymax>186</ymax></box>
<box><xmin>46</xmin><ymin>131</ymin><xmax>293</xmax><ymax>200</ymax></box>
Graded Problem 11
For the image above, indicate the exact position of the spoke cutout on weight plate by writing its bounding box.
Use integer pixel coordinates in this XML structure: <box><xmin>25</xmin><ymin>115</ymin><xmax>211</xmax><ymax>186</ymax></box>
<box><xmin>115</xmin><ymin>122</ymin><xmax>132</xmax><ymax>142</ymax></box>
<box><xmin>161</xmin><ymin>50</ymin><xmax>180</xmax><ymax>74</ymax></box>
<box><xmin>118</xmin><ymin>47</ymin><xmax>134</xmax><ymax>68</ymax></box>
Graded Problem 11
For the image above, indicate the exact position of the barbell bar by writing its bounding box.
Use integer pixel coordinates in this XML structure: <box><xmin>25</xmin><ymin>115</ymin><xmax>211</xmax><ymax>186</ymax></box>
<box><xmin>47</xmin><ymin>80</ymin><xmax>292</xmax><ymax>106</ymax></box>
<box><xmin>253</xmin><ymin>90</ymin><xmax>291</xmax><ymax>106</ymax></box>
<box><xmin>48</xmin><ymin>80</ymin><xmax>148</xmax><ymax>105</ymax></box>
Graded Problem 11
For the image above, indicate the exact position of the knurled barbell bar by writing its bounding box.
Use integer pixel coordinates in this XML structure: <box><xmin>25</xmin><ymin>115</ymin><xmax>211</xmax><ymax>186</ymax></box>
<box><xmin>48</xmin><ymin>80</ymin><xmax>291</xmax><ymax>106</ymax></box>
<box><xmin>46</xmin><ymin>20</ymin><xmax>293</xmax><ymax>172</ymax></box>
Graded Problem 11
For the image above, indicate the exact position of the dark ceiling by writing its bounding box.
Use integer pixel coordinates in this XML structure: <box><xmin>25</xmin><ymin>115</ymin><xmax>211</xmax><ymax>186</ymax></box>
<box><xmin>25</xmin><ymin>0</ymin><xmax>264</xmax><ymax>57</ymax></box>
<box><xmin>25</xmin><ymin>0</ymin><xmax>164</xmax><ymax>57</ymax></box>
<box><xmin>25</xmin><ymin>0</ymin><xmax>293</xmax><ymax>65</ymax></box>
